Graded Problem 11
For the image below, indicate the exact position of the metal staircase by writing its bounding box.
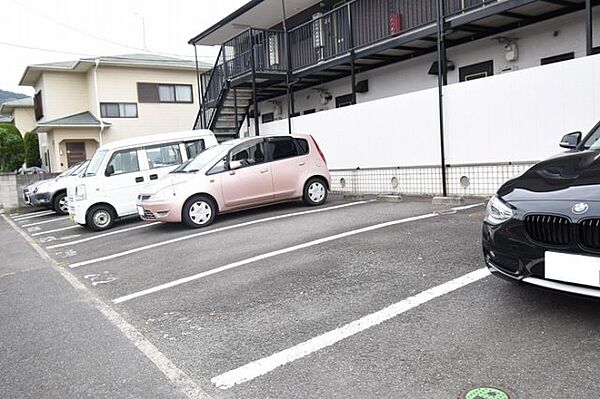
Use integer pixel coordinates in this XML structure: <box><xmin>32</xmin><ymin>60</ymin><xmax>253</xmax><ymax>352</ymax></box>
<box><xmin>195</xmin><ymin>28</ymin><xmax>287</xmax><ymax>141</ymax></box>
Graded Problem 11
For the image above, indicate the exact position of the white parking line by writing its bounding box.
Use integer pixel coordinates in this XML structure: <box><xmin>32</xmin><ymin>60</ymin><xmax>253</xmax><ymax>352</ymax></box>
<box><xmin>14</xmin><ymin>210</ymin><xmax>56</xmax><ymax>221</ymax></box>
<box><xmin>68</xmin><ymin>201</ymin><xmax>373</xmax><ymax>268</ymax></box>
<box><xmin>1</xmin><ymin>214</ymin><xmax>212</xmax><ymax>399</ymax></box>
<box><xmin>47</xmin><ymin>222</ymin><xmax>162</xmax><ymax>249</ymax></box>
<box><xmin>112</xmin><ymin>212</ymin><xmax>439</xmax><ymax>304</ymax></box>
<box><xmin>31</xmin><ymin>225</ymin><xmax>81</xmax><ymax>237</ymax></box>
<box><xmin>111</xmin><ymin>203</ymin><xmax>484</xmax><ymax>304</ymax></box>
<box><xmin>211</xmin><ymin>268</ymin><xmax>490</xmax><ymax>389</ymax></box>
<box><xmin>21</xmin><ymin>217</ymin><xmax>69</xmax><ymax>227</ymax></box>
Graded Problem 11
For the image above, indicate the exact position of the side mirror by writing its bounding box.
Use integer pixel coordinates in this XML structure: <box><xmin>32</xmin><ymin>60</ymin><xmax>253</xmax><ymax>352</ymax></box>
<box><xmin>229</xmin><ymin>160</ymin><xmax>243</xmax><ymax>170</ymax></box>
<box><xmin>105</xmin><ymin>164</ymin><xmax>115</xmax><ymax>176</ymax></box>
<box><xmin>560</xmin><ymin>132</ymin><xmax>582</xmax><ymax>149</ymax></box>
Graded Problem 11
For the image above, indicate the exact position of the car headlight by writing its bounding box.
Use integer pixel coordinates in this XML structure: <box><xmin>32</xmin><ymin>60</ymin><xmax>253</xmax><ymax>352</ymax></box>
<box><xmin>75</xmin><ymin>184</ymin><xmax>87</xmax><ymax>201</ymax></box>
<box><xmin>485</xmin><ymin>195</ymin><xmax>514</xmax><ymax>225</ymax></box>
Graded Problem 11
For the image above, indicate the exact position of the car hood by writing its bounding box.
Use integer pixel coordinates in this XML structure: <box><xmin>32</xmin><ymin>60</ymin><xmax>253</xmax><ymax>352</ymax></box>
<box><xmin>499</xmin><ymin>149</ymin><xmax>600</xmax><ymax>202</ymax></box>
<box><xmin>142</xmin><ymin>173</ymin><xmax>194</xmax><ymax>195</ymax></box>
<box><xmin>25</xmin><ymin>178</ymin><xmax>54</xmax><ymax>190</ymax></box>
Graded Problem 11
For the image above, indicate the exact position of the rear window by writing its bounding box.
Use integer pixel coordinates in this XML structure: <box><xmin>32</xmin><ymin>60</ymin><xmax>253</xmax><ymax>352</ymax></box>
<box><xmin>295</xmin><ymin>138</ymin><xmax>309</xmax><ymax>156</ymax></box>
<box><xmin>268</xmin><ymin>137</ymin><xmax>298</xmax><ymax>161</ymax></box>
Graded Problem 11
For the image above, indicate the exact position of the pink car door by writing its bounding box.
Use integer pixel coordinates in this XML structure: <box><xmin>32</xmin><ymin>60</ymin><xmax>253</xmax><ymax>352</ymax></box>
<box><xmin>220</xmin><ymin>139</ymin><xmax>274</xmax><ymax>208</ymax></box>
<box><xmin>267</xmin><ymin>136</ymin><xmax>309</xmax><ymax>200</ymax></box>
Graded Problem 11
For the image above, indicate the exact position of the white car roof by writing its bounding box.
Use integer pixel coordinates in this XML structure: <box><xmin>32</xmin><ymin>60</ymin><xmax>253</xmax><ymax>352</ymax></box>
<box><xmin>97</xmin><ymin>129</ymin><xmax>215</xmax><ymax>152</ymax></box>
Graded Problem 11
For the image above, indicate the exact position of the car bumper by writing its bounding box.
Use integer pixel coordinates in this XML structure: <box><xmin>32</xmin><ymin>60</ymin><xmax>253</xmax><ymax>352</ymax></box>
<box><xmin>136</xmin><ymin>200</ymin><xmax>182</xmax><ymax>223</ymax></box>
<box><xmin>482</xmin><ymin>220</ymin><xmax>600</xmax><ymax>299</ymax></box>
<box><xmin>28</xmin><ymin>192</ymin><xmax>52</xmax><ymax>207</ymax></box>
<box><xmin>69</xmin><ymin>199</ymin><xmax>91</xmax><ymax>225</ymax></box>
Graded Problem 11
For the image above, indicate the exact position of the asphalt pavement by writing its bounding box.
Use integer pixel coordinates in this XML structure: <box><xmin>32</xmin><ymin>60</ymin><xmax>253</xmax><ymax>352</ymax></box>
<box><xmin>2</xmin><ymin>195</ymin><xmax>599</xmax><ymax>398</ymax></box>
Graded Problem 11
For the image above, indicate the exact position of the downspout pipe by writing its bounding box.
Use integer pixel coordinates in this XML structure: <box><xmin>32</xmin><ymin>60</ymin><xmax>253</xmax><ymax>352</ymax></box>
<box><xmin>94</xmin><ymin>58</ymin><xmax>104</xmax><ymax>146</ymax></box>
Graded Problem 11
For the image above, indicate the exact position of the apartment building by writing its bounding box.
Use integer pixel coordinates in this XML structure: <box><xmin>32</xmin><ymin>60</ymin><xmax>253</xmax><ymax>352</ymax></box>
<box><xmin>20</xmin><ymin>54</ymin><xmax>210</xmax><ymax>172</ymax></box>
<box><xmin>0</xmin><ymin>97</ymin><xmax>35</xmax><ymax>136</ymax></box>
<box><xmin>190</xmin><ymin>0</ymin><xmax>600</xmax><ymax>196</ymax></box>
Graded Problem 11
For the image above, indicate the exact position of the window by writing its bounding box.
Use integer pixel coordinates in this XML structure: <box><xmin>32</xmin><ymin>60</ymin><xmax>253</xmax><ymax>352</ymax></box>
<box><xmin>106</xmin><ymin>149</ymin><xmax>139</xmax><ymax>175</ymax></box>
<box><xmin>267</xmin><ymin>137</ymin><xmax>297</xmax><ymax>161</ymax></box>
<box><xmin>459</xmin><ymin>60</ymin><xmax>494</xmax><ymax>82</ymax></box>
<box><xmin>184</xmin><ymin>140</ymin><xmax>206</xmax><ymax>159</ymax></box>
<box><xmin>230</xmin><ymin>141</ymin><xmax>266</xmax><ymax>168</ymax></box>
<box><xmin>295</xmin><ymin>138</ymin><xmax>309</xmax><ymax>155</ymax></box>
<box><xmin>540</xmin><ymin>52</ymin><xmax>574</xmax><ymax>66</ymax></box>
<box><xmin>100</xmin><ymin>103</ymin><xmax>138</xmax><ymax>118</ymax></box>
<box><xmin>207</xmin><ymin>156</ymin><xmax>227</xmax><ymax>175</ymax></box>
<box><xmin>34</xmin><ymin>91</ymin><xmax>43</xmax><ymax>121</ymax></box>
<box><xmin>335</xmin><ymin>94</ymin><xmax>353</xmax><ymax>108</ymax></box>
<box><xmin>145</xmin><ymin>143</ymin><xmax>182</xmax><ymax>169</ymax></box>
<box><xmin>137</xmin><ymin>83</ymin><xmax>193</xmax><ymax>103</ymax></box>
<box><xmin>262</xmin><ymin>112</ymin><xmax>275</xmax><ymax>123</ymax></box>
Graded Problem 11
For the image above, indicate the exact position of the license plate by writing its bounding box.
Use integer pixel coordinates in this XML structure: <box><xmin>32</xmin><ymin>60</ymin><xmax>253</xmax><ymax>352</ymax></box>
<box><xmin>137</xmin><ymin>206</ymin><xmax>145</xmax><ymax>217</ymax></box>
<box><xmin>545</xmin><ymin>251</ymin><xmax>600</xmax><ymax>288</ymax></box>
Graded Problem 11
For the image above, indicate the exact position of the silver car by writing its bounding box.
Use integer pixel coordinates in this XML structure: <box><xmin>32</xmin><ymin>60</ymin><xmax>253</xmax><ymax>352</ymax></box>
<box><xmin>24</xmin><ymin>161</ymin><xmax>89</xmax><ymax>214</ymax></box>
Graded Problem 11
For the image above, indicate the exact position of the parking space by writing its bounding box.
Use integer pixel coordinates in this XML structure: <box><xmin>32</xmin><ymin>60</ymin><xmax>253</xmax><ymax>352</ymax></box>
<box><xmin>6</xmin><ymin>196</ymin><xmax>600</xmax><ymax>398</ymax></box>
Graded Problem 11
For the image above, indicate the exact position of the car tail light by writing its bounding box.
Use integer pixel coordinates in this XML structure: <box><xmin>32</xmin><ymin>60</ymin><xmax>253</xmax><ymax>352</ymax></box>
<box><xmin>310</xmin><ymin>135</ymin><xmax>327</xmax><ymax>165</ymax></box>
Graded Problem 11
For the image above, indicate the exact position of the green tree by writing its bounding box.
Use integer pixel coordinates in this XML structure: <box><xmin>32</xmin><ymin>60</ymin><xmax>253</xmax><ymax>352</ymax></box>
<box><xmin>23</xmin><ymin>131</ymin><xmax>41</xmax><ymax>167</ymax></box>
<box><xmin>0</xmin><ymin>123</ymin><xmax>25</xmax><ymax>172</ymax></box>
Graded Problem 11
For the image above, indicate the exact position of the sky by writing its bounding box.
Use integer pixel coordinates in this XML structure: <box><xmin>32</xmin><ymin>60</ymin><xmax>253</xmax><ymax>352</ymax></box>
<box><xmin>0</xmin><ymin>0</ymin><xmax>249</xmax><ymax>95</ymax></box>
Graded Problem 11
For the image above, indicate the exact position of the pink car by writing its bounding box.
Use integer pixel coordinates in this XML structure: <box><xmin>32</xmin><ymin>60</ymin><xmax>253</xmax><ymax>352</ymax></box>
<box><xmin>136</xmin><ymin>134</ymin><xmax>331</xmax><ymax>228</ymax></box>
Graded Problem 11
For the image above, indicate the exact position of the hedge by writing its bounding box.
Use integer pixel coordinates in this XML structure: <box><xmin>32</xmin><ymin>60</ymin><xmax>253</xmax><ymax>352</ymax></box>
<box><xmin>24</xmin><ymin>131</ymin><xmax>41</xmax><ymax>167</ymax></box>
<box><xmin>0</xmin><ymin>123</ymin><xmax>25</xmax><ymax>172</ymax></box>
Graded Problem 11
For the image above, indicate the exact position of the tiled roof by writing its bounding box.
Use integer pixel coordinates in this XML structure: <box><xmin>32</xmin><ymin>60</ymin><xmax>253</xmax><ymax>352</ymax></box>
<box><xmin>38</xmin><ymin>111</ymin><xmax>109</xmax><ymax>126</ymax></box>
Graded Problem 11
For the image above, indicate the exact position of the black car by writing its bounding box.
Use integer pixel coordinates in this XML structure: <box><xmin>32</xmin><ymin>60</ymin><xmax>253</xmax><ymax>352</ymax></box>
<box><xmin>483</xmin><ymin>123</ymin><xmax>600</xmax><ymax>299</ymax></box>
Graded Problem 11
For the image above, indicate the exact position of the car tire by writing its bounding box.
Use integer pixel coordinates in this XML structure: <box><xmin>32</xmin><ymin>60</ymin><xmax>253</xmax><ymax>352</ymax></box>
<box><xmin>303</xmin><ymin>177</ymin><xmax>327</xmax><ymax>206</ymax></box>
<box><xmin>86</xmin><ymin>204</ymin><xmax>116</xmax><ymax>231</ymax></box>
<box><xmin>52</xmin><ymin>192</ymin><xmax>69</xmax><ymax>215</ymax></box>
<box><xmin>182</xmin><ymin>195</ymin><xmax>216</xmax><ymax>228</ymax></box>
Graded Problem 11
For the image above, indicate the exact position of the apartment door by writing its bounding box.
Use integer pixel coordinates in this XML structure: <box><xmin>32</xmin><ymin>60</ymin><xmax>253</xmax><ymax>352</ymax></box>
<box><xmin>66</xmin><ymin>142</ymin><xmax>86</xmax><ymax>167</ymax></box>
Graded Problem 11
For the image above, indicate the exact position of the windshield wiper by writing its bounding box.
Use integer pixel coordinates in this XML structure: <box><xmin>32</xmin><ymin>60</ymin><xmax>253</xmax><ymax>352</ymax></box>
<box><xmin>185</xmin><ymin>169</ymin><xmax>199</xmax><ymax>173</ymax></box>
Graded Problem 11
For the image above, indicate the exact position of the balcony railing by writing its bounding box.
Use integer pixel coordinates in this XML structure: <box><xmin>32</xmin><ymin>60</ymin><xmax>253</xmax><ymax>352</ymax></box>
<box><xmin>198</xmin><ymin>0</ymin><xmax>499</xmax><ymax>127</ymax></box>
<box><xmin>289</xmin><ymin>0</ymin><xmax>498</xmax><ymax>71</ymax></box>
<box><xmin>200</xmin><ymin>28</ymin><xmax>287</xmax><ymax>127</ymax></box>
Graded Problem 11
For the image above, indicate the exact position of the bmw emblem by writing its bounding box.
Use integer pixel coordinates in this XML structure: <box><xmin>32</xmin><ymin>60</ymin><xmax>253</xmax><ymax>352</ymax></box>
<box><xmin>572</xmin><ymin>202</ymin><xmax>589</xmax><ymax>215</ymax></box>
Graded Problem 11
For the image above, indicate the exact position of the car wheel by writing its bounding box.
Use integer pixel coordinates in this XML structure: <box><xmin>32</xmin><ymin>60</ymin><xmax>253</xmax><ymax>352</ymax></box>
<box><xmin>182</xmin><ymin>195</ymin><xmax>216</xmax><ymax>228</ymax></box>
<box><xmin>52</xmin><ymin>192</ymin><xmax>69</xmax><ymax>215</ymax></box>
<box><xmin>86</xmin><ymin>204</ymin><xmax>115</xmax><ymax>231</ymax></box>
<box><xmin>303</xmin><ymin>177</ymin><xmax>327</xmax><ymax>206</ymax></box>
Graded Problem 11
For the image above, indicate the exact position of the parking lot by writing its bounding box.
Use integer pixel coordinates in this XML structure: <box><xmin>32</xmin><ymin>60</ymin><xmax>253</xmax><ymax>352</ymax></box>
<box><xmin>4</xmin><ymin>195</ymin><xmax>600</xmax><ymax>398</ymax></box>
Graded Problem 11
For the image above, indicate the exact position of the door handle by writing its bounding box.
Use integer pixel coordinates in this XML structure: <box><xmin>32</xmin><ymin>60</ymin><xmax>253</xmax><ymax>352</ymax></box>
<box><xmin>150</xmin><ymin>174</ymin><xmax>158</xmax><ymax>180</ymax></box>
<box><xmin>259</xmin><ymin>169</ymin><xmax>269</xmax><ymax>174</ymax></box>
<box><xmin>135</xmin><ymin>176</ymin><xmax>144</xmax><ymax>183</ymax></box>
<box><xmin>229</xmin><ymin>170</ymin><xmax>236</xmax><ymax>175</ymax></box>
<box><xmin>298</xmin><ymin>162</ymin><xmax>306</xmax><ymax>166</ymax></box>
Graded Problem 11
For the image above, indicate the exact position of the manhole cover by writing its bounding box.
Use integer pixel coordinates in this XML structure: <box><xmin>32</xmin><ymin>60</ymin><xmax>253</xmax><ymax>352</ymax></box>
<box><xmin>463</xmin><ymin>386</ymin><xmax>513</xmax><ymax>399</ymax></box>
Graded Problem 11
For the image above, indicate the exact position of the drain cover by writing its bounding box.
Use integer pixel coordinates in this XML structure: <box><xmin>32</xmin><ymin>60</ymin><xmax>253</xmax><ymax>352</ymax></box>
<box><xmin>463</xmin><ymin>386</ymin><xmax>512</xmax><ymax>399</ymax></box>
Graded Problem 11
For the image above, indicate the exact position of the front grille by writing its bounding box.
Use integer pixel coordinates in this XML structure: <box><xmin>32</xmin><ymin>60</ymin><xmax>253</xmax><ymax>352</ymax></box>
<box><xmin>143</xmin><ymin>209</ymin><xmax>156</xmax><ymax>220</ymax></box>
<box><xmin>579</xmin><ymin>219</ymin><xmax>600</xmax><ymax>250</ymax></box>
<box><xmin>525</xmin><ymin>215</ymin><xmax>572</xmax><ymax>245</ymax></box>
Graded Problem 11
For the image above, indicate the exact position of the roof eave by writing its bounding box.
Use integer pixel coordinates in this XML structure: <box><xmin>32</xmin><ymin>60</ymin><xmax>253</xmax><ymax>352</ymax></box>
<box><xmin>188</xmin><ymin>0</ymin><xmax>266</xmax><ymax>45</ymax></box>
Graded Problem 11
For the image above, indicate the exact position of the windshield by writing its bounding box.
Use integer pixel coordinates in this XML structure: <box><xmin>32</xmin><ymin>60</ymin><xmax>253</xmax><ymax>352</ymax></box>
<box><xmin>583</xmin><ymin>124</ymin><xmax>600</xmax><ymax>149</ymax></box>
<box><xmin>172</xmin><ymin>144</ymin><xmax>230</xmax><ymax>173</ymax></box>
<box><xmin>57</xmin><ymin>162</ymin><xmax>82</xmax><ymax>178</ymax></box>
<box><xmin>85</xmin><ymin>149</ymin><xmax>109</xmax><ymax>176</ymax></box>
<box><xmin>68</xmin><ymin>160</ymin><xmax>90</xmax><ymax>176</ymax></box>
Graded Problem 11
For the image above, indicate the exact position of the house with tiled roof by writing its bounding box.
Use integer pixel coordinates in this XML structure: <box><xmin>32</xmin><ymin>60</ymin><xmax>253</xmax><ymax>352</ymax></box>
<box><xmin>19</xmin><ymin>54</ymin><xmax>210</xmax><ymax>172</ymax></box>
<box><xmin>0</xmin><ymin>97</ymin><xmax>35</xmax><ymax>136</ymax></box>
